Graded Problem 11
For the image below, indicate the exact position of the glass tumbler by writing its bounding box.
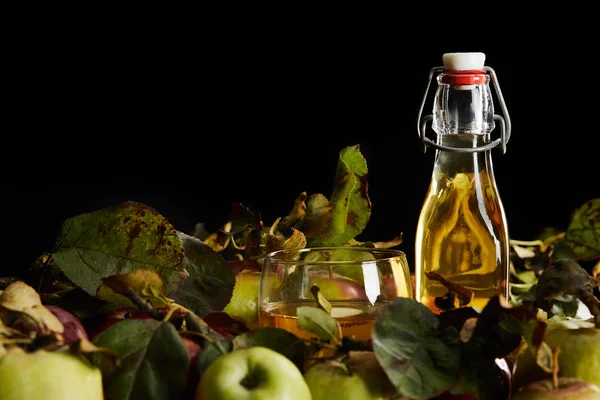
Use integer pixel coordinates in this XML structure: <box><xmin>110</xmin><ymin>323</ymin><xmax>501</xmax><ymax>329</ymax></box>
<box><xmin>258</xmin><ymin>247</ymin><xmax>412</xmax><ymax>341</ymax></box>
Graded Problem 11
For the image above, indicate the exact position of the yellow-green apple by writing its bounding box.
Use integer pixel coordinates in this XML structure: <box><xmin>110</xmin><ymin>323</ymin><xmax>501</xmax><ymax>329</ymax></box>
<box><xmin>0</xmin><ymin>347</ymin><xmax>103</xmax><ymax>400</ymax></box>
<box><xmin>303</xmin><ymin>351</ymin><xmax>395</xmax><ymax>400</ymax></box>
<box><xmin>513</xmin><ymin>327</ymin><xmax>600</xmax><ymax>389</ymax></box>
<box><xmin>223</xmin><ymin>270</ymin><xmax>262</xmax><ymax>330</ymax></box>
<box><xmin>195</xmin><ymin>346</ymin><xmax>311</xmax><ymax>400</ymax></box>
<box><xmin>512</xmin><ymin>377</ymin><xmax>600</xmax><ymax>399</ymax></box>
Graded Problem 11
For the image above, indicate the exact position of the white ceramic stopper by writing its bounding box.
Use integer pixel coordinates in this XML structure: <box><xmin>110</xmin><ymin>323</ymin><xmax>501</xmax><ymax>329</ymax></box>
<box><xmin>443</xmin><ymin>52</ymin><xmax>486</xmax><ymax>70</ymax></box>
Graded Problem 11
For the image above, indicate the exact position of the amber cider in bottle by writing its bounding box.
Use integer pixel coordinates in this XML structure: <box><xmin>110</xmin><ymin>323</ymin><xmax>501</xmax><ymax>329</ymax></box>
<box><xmin>415</xmin><ymin>52</ymin><xmax>511</xmax><ymax>314</ymax></box>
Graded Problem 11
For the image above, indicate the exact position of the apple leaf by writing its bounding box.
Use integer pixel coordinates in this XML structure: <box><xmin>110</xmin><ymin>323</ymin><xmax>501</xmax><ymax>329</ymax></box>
<box><xmin>307</xmin><ymin>145</ymin><xmax>371</xmax><ymax>246</ymax></box>
<box><xmin>451</xmin><ymin>297</ymin><xmax>538</xmax><ymax>398</ymax></box>
<box><xmin>101</xmin><ymin>269</ymin><xmax>165</xmax><ymax>297</ymax></box>
<box><xmin>278</xmin><ymin>192</ymin><xmax>308</xmax><ymax>230</ymax></box>
<box><xmin>296</xmin><ymin>194</ymin><xmax>331</xmax><ymax>237</ymax></box>
<box><xmin>0</xmin><ymin>280</ymin><xmax>43</xmax><ymax>310</ymax></box>
<box><xmin>169</xmin><ymin>233</ymin><xmax>236</xmax><ymax>317</ymax></box>
<box><xmin>100</xmin><ymin>320</ymin><xmax>190</xmax><ymax>400</ymax></box>
<box><xmin>215</xmin><ymin>203</ymin><xmax>263</xmax><ymax>258</ymax></box>
<box><xmin>535</xmin><ymin>259</ymin><xmax>599</xmax><ymax>317</ymax></box>
<box><xmin>98</xmin><ymin>269</ymin><xmax>171</xmax><ymax>307</ymax></box>
<box><xmin>0</xmin><ymin>281</ymin><xmax>64</xmax><ymax>334</ymax></box>
<box><xmin>564</xmin><ymin>198</ymin><xmax>600</xmax><ymax>260</ymax></box>
<box><xmin>470</xmin><ymin>297</ymin><xmax>538</xmax><ymax>360</ymax></box>
<box><xmin>91</xmin><ymin>319</ymin><xmax>160</xmax><ymax>375</ymax></box>
<box><xmin>69</xmin><ymin>337</ymin><xmax>120</xmax><ymax>367</ymax></box>
<box><xmin>535</xmin><ymin>341</ymin><xmax>554</xmax><ymax>373</ymax></box>
<box><xmin>196</xmin><ymin>339</ymin><xmax>233</xmax><ymax>377</ymax></box>
<box><xmin>52</xmin><ymin>201</ymin><xmax>187</xmax><ymax>297</ymax></box>
<box><xmin>436</xmin><ymin>306</ymin><xmax>480</xmax><ymax>334</ymax></box>
<box><xmin>310</xmin><ymin>285</ymin><xmax>332</xmax><ymax>315</ymax></box>
<box><xmin>233</xmin><ymin>327</ymin><xmax>306</xmax><ymax>372</ymax></box>
<box><xmin>267</xmin><ymin>218</ymin><xmax>307</xmax><ymax>254</ymax></box>
<box><xmin>297</xmin><ymin>306</ymin><xmax>341</xmax><ymax>342</ymax></box>
<box><xmin>202</xmin><ymin>312</ymin><xmax>250</xmax><ymax>336</ymax></box>
<box><xmin>372</xmin><ymin>298</ymin><xmax>461</xmax><ymax>400</ymax></box>
<box><xmin>348</xmin><ymin>233</ymin><xmax>404</xmax><ymax>249</ymax></box>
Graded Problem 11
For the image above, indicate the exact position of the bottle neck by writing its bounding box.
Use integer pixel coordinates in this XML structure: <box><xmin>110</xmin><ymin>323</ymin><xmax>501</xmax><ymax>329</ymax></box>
<box><xmin>433</xmin><ymin>135</ymin><xmax>495</xmax><ymax>178</ymax></box>
<box><xmin>432</xmin><ymin>74</ymin><xmax>495</xmax><ymax>136</ymax></box>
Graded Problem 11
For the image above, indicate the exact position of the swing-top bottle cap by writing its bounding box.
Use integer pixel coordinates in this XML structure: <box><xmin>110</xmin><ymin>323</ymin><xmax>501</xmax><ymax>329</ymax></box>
<box><xmin>443</xmin><ymin>52</ymin><xmax>485</xmax><ymax>71</ymax></box>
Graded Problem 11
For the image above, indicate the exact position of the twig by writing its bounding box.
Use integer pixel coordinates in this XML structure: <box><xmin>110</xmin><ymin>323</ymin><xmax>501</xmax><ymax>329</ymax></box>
<box><xmin>122</xmin><ymin>289</ymin><xmax>164</xmax><ymax>320</ymax></box>
<box><xmin>552</xmin><ymin>347</ymin><xmax>561</xmax><ymax>390</ymax></box>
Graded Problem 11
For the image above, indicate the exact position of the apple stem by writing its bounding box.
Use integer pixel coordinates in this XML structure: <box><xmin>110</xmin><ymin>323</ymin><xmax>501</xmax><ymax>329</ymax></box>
<box><xmin>184</xmin><ymin>312</ymin><xmax>225</xmax><ymax>342</ymax></box>
<box><xmin>122</xmin><ymin>289</ymin><xmax>164</xmax><ymax>321</ymax></box>
<box><xmin>552</xmin><ymin>346</ymin><xmax>561</xmax><ymax>390</ymax></box>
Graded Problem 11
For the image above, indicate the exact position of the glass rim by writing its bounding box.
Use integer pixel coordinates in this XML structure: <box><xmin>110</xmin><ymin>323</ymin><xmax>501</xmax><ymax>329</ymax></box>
<box><xmin>265</xmin><ymin>246</ymin><xmax>407</xmax><ymax>265</ymax></box>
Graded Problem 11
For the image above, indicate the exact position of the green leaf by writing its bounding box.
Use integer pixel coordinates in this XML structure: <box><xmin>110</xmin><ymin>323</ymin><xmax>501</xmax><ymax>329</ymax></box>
<box><xmin>372</xmin><ymin>298</ymin><xmax>461</xmax><ymax>399</ymax></box>
<box><xmin>564</xmin><ymin>198</ymin><xmax>600</xmax><ymax>260</ymax></box>
<box><xmin>296</xmin><ymin>193</ymin><xmax>331</xmax><ymax>237</ymax></box>
<box><xmin>535</xmin><ymin>259</ymin><xmax>598</xmax><ymax>316</ymax></box>
<box><xmin>535</xmin><ymin>341</ymin><xmax>554</xmax><ymax>373</ymax></box>
<box><xmin>52</xmin><ymin>201</ymin><xmax>186</xmax><ymax>296</ymax></box>
<box><xmin>308</xmin><ymin>145</ymin><xmax>372</xmax><ymax>246</ymax></box>
<box><xmin>474</xmin><ymin>297</ymin><xmax>538</xmax><ymax>359</ymax></box>
<box><xmin>91</xmin><ymin>319</ymin><xmax>160</xmax><ymax>375</ymax></box>
<box><xmin>169</xmin><ymin>233</ymin><xmax>236</xmax><ymax>316</ymax></box>
<box><xmin>196</xmin><ymin>339</ymin><xmax>233</xmax><ymax>376</ymax></box>
<box><xmin>232</xmin><ymin>327</ymin><xmax>306</xmax><ymax>372</ymax></box>
<box><xmin>297</xmin><ymin>306</ymin><xmax>341</xmax><ymax>342</ymax></box>
<box><xmin>102</xmin><ymin>321</ymin><xmax>189</xmax><ymax>400</ymax></box>
<box><xmin>310</xmin><ymin>285</ymin><xmax>332</xmax><ymax>315</ymax></box>
<box><xmin>550</xmin><ymin>295</ymin><xmax>580</xmax><ymax>317</ymax></box>
<box><xmin>514</xmin><ymin>270</ymin><xmax>538</xmax><ymax>285</ymax></box>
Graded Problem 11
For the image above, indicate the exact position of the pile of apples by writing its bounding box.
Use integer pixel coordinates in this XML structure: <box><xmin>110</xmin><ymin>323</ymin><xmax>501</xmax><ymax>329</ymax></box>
<box><xmin>2</xmin><ymin>270</ymin><xmax>600</xmax><ymax>400</ymax></box>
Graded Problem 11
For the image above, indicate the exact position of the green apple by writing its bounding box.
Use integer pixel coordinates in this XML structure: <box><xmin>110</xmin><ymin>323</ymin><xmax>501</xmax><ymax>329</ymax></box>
<box><xmin>195</xmin><ymin>346</ymin><xmax>311</xmax><ymax>400</ymax></box>
<box><xmin>513</xmin><ymin>327</ymin><xmax>600</xmax><ymax>390</ymax></box>
<box><xmin>0</xmin><ymin>347</ymin><xmax>103</xmax><ymax>400</ymax></box>
<box><xmin>512</xmin><ymin>377</ymin><xmax>600</xmax><ymax>399</ymax></box>
<box><xmin>223</xmin><ymin>270</ymin><xmax>262</xmax><ymax>330</ymax></box>
<box><xmin>303</xmin><ymin>351</ymin><xmax>395</xmax><ymax>400</ymax></box>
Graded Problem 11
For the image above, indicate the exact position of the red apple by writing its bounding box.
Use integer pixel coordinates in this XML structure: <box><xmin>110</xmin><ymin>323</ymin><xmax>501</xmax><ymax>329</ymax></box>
<box><xmin>9</xmin><ymin>304</ymin><xmax>87</xmax><ymax>344</ymax></box>
<box><xmin>87</xmin><ymin>307</ymin><xmax>136</xmax><ymax>339</ymax></box>
<box><xmin>182</xmin><ymin>336</ymin><xmax>203</xmax><ymax>400</ymax></box>
<box><xmin>45</xmin><ymin>305</ymin><xmax>88</xmax><ymax>344</ymax></box>
<box><xmin>311</xmin><ymin>274</ymin><xmax>367</xmax><ymax>300</ymax></box>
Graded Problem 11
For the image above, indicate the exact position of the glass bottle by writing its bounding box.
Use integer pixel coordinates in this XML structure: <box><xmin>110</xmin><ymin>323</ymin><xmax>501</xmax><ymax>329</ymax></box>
<box><xmin>415</xmin><ymin>52</ymin><xmax>511</xmax><ymax>313</ymax></box>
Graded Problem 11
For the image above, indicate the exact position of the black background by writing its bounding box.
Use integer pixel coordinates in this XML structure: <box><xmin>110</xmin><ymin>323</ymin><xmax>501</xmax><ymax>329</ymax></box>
<box><xmin>6</xmin><ymin>22</ymin><xmax>598</xmax><ymax>276</ymax></box>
